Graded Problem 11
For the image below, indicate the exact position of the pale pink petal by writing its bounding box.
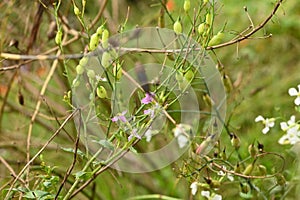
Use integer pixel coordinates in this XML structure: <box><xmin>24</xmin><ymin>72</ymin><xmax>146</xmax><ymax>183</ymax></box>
<box><xmin>111</xmin><ymin>116</ymin><xmax>118</xmax><ymax>122</ymax></box>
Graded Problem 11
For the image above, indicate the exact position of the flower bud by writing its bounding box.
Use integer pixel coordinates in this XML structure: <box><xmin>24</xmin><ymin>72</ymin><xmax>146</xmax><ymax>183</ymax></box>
<box><xmin>258</xmin><ymin>165</ymin><xmax>267</xmax><ymax>176</ymax></box>
<box><xmin>234</xmin><ymin>162</ymin><xmax>241</xmax><ymax>173</ymax></box>
<box><xmin>240</xmin><ymin>183</ymin><xmax>250</xmax><ymax>194</ymax></box>
<box><xmin>72</xmin><ymin>78</ymin><xmax>80</xmax><ymax>88</ymax></box>
<box><xmin>230</xmin><ymin>134</ymin><xmax>240</xmax><ymax>149</ymax></box>
<box><xmin>202</xmin><ymin>93</ymin><xmax>213</xmax><ymax>107</ymax></box>
<box><xmin>76</xmin><ymin>64</ymin><xmax>85</xmax><ymax>75</ymax></box>
<box><xmin>79</xmin><ymin>57</ymin><xmax>88</xmax><ymax>66</ymax></box>
<box><xmin>97</xmin><ymin>86</ymin><xmax>107</xmax><ymax>98</ymax></box>
<box><xmin>183</xmin><ymin>0</ymin><xmax>190</xmax><ymax>12</ymax></box>
<box><xmin>101</xmin><ymin>52</ymin><xmax>111</xmax><ymax>68</ymax></box>
<box><xmin>243</xmin><ymin>164</ymin><xmax>254</xmax><ymax>176</ymax></box>
<box><xmin>205</xmin><ymin>13</ymin><xmax>212</xmax><ymax>26</ymax></box>
<box><xmin>276</xmin><ymin>174</ymin><xmax>286</xmax><ymax>186</ymax></box>
<box><xmin>89</xmin><ymin>33</ymin><xmax>100</xmax><ymax>51</ymax></box>
<box><xmin>113</xmin><ymin>63</ymin><xmax>122</xmax><ymax>79</ymax></box>
<box><xmin>222</xmin><ymin>74</ymin><xmax>233</xmax><ymax>93</ymax></box>
<box><xmin>173</xmin><ymin>20</ymin><xmax>182</xmax><ymax>34</ymax></box>
<box><xmin>203</xmin><ymin>0</ymin><xmax>209</xmax><ymax>5</ymax></box>
<box><xmin>197</xmin><ymin>23</ymin><xmax>206</xmax><ymax>35</ymax></box>
<box><xmin>184</xmin><ymin>69</ymin><xmax>194</xmax><ymax>82</ymax></box>
<box><xmin>102</xmin><ymin>29</ymin><xmax>109</xmax><ymax>48</ymax></box>
<box><xmin>87</xmin><ymin>69</ymin><xmax>95</xmax><ymax>79</ymax></box>
<box><xmin>55</xmin><ymin>30</ymin><xmax>63</xmax><ymax>45</ymax></box>
<box><xmin>74</xmin><ymin>4</ymin><xmax>80</xmax><ymax>16</ymax></box>
<box><xmin>248</xmin><ymin>143</ymin><xmax>257</xmax><ymax>158</ymax></box>
<box><xmin>96</xmin><ymin>25</ymin><xmax>104</xmax><ymax>35</ymax></box>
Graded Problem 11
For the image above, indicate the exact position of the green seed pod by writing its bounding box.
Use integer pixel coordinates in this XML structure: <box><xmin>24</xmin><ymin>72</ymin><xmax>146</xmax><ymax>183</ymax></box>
<box><xmin>230</xmin><ymin>134</ymin><xmax>241</xmax><ymax>149</ymax></box>
<box><xmin>96</xmin><ymin>26</ymin><xmax>103</xmax><ymax>35</ymax></box>
<box><xmin>243</xmin><ymin>164</ymin><xmax>254</xmax><ymax>176</ymax></box>
<box><xmin>89</xmin><ymin>33</ymin><xmax>100</xmax><ymax>51</ymax></box>
<box><xmin>202</xmin><ymin>93</ymin><xmax>213</xmax><ymax>107</ymax></box>
<box><xmin>101</xmin><ymin>52</ymin><xmax>111</xmax><ymax>68</ymax></box>
<box><xmin>79</xmin><ymin>57</ymin><xmax>88</xmax><ymax>66</ymax></box>
<box><xmin>72</xmin><ymin>78</ymin><xmax>80</xmax><ymax>88</ymax></box>
<box><xmin>258</xmin><ymin>165</ymin><xmax>267</xmax><ymax>176</ymax></box>
<box><xmin>240</xmin><ymin>182</ymin><xmax>250</xmax><ymax>194</ymax></box>
<box><xmin>113</xmin><ymin>63</ymin><xmax>122</xmax><ymax>79</ymax></box>
<box><xmin>173</xmin><ymin>20</ymin><xmax>182</xmax><ymax>34</ymax></box>
<box><xmin>209</xmin><ymin>179</ymin><xmax>221</xmax><ymax>189</ymax></box>
<box><xmin>184</xmin><ymin>69</ymin><xmax>194</xmax><ymax>82</ymax></box>
<box><xmin>97</xmin><ymin>86</ymin><xmax>107</xmax><ymax>98</ymax></box>
<box><xmin>276</xmin><ymin>174</ymin><xmax>286</xmax><ymax>186</ymax></box>
<box><xmin>55</xmin><ymin>30</ymin><xmax>63</xmax><ymax>45</ymax></box>
<box><xmin>102</xmin><ymin>29</ymin><xmax>109</xmax><ymax>48</ymax></box>
<box><xmin>222</xmin><ymin>74</ymin><xmax>233</xmax><ymax>93</ymax></box>
<box><xmin>208</xmin><ymin>31</ymin><xmax>224</xmax><ymax>46</ymax></box>
<box><xmin>248</xmin><ymin>143</ymin><xmax>257</xmax><ymax>158</ymax></box>
<box><xmin>76</xmin><ymin>64</ymin><xmax>85</xmax><ymax>75</ymax></box>
<box><xmin>205</xmin><ymin>13</ymin><xmax>212</xmax><ymax>26</ymax></box>
<box><xmin>198</xmin><ymin>23</ymin><xmax>206</xmax><ymax>35</ymax></box>
<box><xmin>87</xmin><ymin>69</ymin><xmax>95</xmax><ymax>79</ymax></box>
<box><xmin>203</xmin><ymin>0</ymin><xmax>209</xmax><ymax>5</ymax></box>
<box><xmin>74</xmin><ymin>4</ymin><xmax>80</xmax><ymax>16</ymax></box>
<box><xmin>234</xmin><ymin>163</ymin><xmax>241</xmax><ymax>173</ymax></box>
<box><xmin>158</xmin><ymin>15</ymin><xmax>165</xmax><ymax>28</ymax></box>
<box><xmin>183</xmin><ymin>0</ymin><xmax>191</xmax><ymax>12</ymax></box>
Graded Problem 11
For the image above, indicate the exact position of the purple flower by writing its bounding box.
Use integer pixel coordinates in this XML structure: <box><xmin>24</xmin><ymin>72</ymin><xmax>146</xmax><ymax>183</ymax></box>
<box><xmin>111</xmin><ymin>111</ymin><xmax>127</xmax><ymax>123</ymax></box>
<box><xmin>141</xmin><ymin>92</ymin><xmax>155</xmax><ymax>104</ymax></box>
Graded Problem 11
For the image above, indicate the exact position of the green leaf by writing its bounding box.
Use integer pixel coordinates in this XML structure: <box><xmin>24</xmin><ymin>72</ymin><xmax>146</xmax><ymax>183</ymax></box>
<box><xmin>61</xmin><ymin>147</ymin><xmax>85</xmax><ymax>158</ymax></box>
<box><xmin>92</xmin><ymin>139</ymin><xmax>115</xmax><ymax>151</ymax></box>
<box><xmin>23</xmin><ymin>190</ymin><xmax>49</xmax><ymax>199</ymax></box>
<box><xmin>74</xmin><ymin>171</ymin><xmax>92</xmax><ymax>181</ymax></box>
<box><xmin>239</xmin><ymin>192</ymin><xmax>253</xmax><ymax>199</ymax></box>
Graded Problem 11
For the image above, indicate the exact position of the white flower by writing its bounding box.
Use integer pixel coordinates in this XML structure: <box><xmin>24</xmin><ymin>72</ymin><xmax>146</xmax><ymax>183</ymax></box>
<box><xmin>144</xmin><ymin>129</ymin><xmax>152</xmax><ymax>142</ymax></box>
<box><xmin>280</xmin><ymin>115</ymin><xmax>299</xmax><ymax>134</ymax></box>
<box><xmin>201</xmin><ymin>190</ymin><xmax>222</xmax><ymax>200</ymax></box>
<box><xmin>278</xmin><ymin>126</ymin><xmax>300</xmax><ymax>145</ymax></box>
<box><xmin>255</xmin><ymin>115</ymin><xmax>275</xmax><ymax>134</ymax></box>
<box><xmin>173</xmin><ymin>124</ymin><xmax>192</xmax><ymax>148</ymax></box>
<box><xmin>177</xmin><ymin>135</ymin><xmax>189</xmax><ymax>148</ymax></box>
<box><xmin>217</xmin><ymin>166</ymin><xmax>234</xmax><ymax>181</ymax></box>
<box><xmin>288</xmin><ymin>84</ymin><xmax>300</xmax><ymax>105</ymax></box>
<box><xmin>190</xmin><ymin>182</ymin><xmax>198</xmax><ymax>195</ymax></box>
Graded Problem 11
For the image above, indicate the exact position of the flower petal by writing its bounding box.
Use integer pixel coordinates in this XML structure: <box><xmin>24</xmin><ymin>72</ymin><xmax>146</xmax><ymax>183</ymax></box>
<box><xmin>190</xmin><ymin>182</ymin><xmax>198</xmax><ymax>195</ymax></box>
<box><xmin>177</xmin><ymin>135</ymin><xmax>188</xmax><ymax>148</ymax></box>
<box><xmin>201</xmin><ymin>190</ymin><xmax>210</xmax><ymax>198</ymax></box>
<box><xmin>255</xmin><ymin>115</ymin><xmax>264</xmax><ymax>122</ymax></box>
<box><xmin>111</xmin><ymin>116</ymin><xmax>119</xmax><ymax>122</ymax></box>
<box><xmin>262</xmin><ymin>126</ymin><xmax>270</xmax><ymax>134</ymax></box>
<box><xmin>295</xmin><ymin>97</ymin><xmax>300</xmax><ymax>106</ymax></box>
<box><xmin>289</xmin><ymin>88</ymin><xmax>298</xmax><ymax>96</ymax></box>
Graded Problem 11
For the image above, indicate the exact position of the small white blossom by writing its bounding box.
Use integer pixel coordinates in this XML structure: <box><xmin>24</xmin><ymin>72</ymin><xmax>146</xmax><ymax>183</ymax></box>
<box><xmin>255</xmin><ymin>115</ymin><xmax>275</xmax><ymax>134</ymax></box>
<box><xmin>144</xmin><ymin>129</ymin><xmax>152</xmax><ymax>142</ymax></box>
<box><xmin>288</xmin><ymin>84</ymin><xmax>300</xmax><ymax>105</ymax></box>
<box><xmin>201</xmin><ymin>190</ymin><xmax>222</xmax><ymax>200</ymax></box>
<box><xmin>217</xmin><ymin>166</ymin><xmax>234</xmax><ymax>181</ymax></box>
<box><xmin>173</xmin><ymin>124</ymin><xmax>192</xmax><ymax>148</ymax></box>
<box><xmin>190</xmin><ymin>182</ymin><xmax>198</xmax><ymax>195</ymax></box>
